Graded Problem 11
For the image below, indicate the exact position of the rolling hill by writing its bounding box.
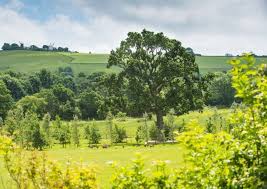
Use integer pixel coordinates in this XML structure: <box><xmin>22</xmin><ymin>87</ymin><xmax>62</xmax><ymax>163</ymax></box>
<box><xmin>0</xmin><ymin>50</ymin><xmax>266</xmax><ymax>75</ymax></box>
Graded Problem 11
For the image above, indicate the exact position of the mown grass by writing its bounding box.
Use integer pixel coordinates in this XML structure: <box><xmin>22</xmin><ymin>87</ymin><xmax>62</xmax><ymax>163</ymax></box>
<box><xmin>1</xmin><ymin>51</ymin><xmax>267</xmax><ymax>74</ymax></box>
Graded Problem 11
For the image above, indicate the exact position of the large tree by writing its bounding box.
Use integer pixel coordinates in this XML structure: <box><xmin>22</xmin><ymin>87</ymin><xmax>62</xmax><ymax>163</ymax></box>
<box><xmin>108</xmin><ymin>29</ymin><xmax>204</xmax><ymax>130</ymax></box>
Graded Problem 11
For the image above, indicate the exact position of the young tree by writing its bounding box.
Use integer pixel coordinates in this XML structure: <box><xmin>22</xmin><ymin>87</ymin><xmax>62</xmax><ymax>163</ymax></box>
<box><xmin>0</xmin><ymin>80</ymin><xmax>13</xmax><ymax>120</ymax></box>
<box><xmin>40</xmin><ymin>113</ymin><xmax>52</xmax><ymax>147</ymax></box>
<box><xmin>5</xmin><ymin>109</ymin><xmax>46</xmax><ymax>150</ymax></box>
<box><xmin>106</xmin><ymin>111</ymin><xmax>113</xmax><ymax>144</ymax></box>
<box><xmin>84</xmin><ymin>121</ymin><xmax>101</xmax><ymax>145</ymax></box>
<box><xmin>22</xmin><ymin>112</ymin><xmax>46</xmax><ymax>150</ymax></box>
<box><xmin>4</xmin><ymin>106</ymin><xmax>24</xmax><ymax>138</ymax></box>
<box><xmin>108</xmin><ymin>29</ymin><xmax>204</xmax><ymax>132</ymax></box>
<box><xmin>143</xmin><ymin>112</ymin><xmax>149</xmax><ymax>142</ymax></box>
<box><xmin>164</xmin><ymin>109</ymin><xmax>176</xmax><ymax>140</ymax></box>
<box><xmin>52</xmin><ymin>116</ymin><xmax>71</xmax><ymax>148</ymax></box>
<box><xmin>59</xmin><ymin>123</ymin><xmax>71</xmax><ymax>148</ymax></box>
<box><xmin>136</xmin><ymin>112</ymin><xmax>150</xmax><ymax>143</ymax></box>
<box><xmin>71</xmin><ymin>115</ymin><xmax>80</xmax><ymax>147</ymax></box>
<box><xmin>112</xmin><ymin>124</ymin><xmax>127</xmax><ymax>143</ymax></box>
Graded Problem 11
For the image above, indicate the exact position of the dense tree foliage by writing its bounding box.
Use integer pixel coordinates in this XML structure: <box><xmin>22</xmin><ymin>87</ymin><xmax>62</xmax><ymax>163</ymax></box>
<box><xmin>206</xmin><ymin>72</ymin><xmax>235</xmax><ymax>106</ymax></box>
<box><xmin>0</xmin><ymin>80</ymin><xmax>13</xmax><ymax>120</ymax></box>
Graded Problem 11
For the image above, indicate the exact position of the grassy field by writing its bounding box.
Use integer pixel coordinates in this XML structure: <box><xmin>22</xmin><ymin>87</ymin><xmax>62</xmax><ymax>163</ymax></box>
<box><xmin>0</xmin><ymin>107</ymin><xmax>231</xmax><ymax>188</ymax></box>
<box><xmin>0</xmin><ymin>145</ymin><xmax>184</xmax><ymax>189</ymax></box>
<box><xmin>1</xmin><ymin>50</ymin><xmax>266</xmax><ymax>74</ymax></box>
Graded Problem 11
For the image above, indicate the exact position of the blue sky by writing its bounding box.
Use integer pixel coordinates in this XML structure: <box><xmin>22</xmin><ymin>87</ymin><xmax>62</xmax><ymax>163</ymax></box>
<box><xmin>0</xmin><ymin>0</ymin><xmax>266</xmax><ymax>55</ymax></box>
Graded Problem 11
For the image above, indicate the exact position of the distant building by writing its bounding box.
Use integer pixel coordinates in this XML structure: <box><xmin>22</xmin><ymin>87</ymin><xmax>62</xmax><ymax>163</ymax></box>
<box><xmin>48</xmin><ymin>46</ymin><xmax>54</xmax><ymax>51</ymax></box>
<box><xmin>225</xmin><ymin>53</ymin><xmax>233</xmax><ymax>57</ymax></box>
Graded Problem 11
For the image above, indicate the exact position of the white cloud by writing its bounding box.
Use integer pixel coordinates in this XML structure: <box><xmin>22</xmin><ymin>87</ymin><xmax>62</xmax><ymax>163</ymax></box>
<box><xmin>0</xmin><ymin>6</ymin><xmax>46</xmax><ymax>45</ymax></box>
<box><xmin>0</xmin><ymin>0</ymin><xmax>267</xmax><ymax>55</ymax></box>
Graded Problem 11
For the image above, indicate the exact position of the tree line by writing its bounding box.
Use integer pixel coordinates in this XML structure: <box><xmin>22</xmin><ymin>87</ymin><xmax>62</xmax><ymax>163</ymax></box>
<box><xmin>1</xmin><ymin>42</ymin><xmax>69</xmax><ymax>52</ymax></box>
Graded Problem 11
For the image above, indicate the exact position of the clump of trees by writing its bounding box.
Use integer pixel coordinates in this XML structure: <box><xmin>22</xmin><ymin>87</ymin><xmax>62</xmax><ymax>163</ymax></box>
<box><xmin>1</xmin><ymin>42</ymin><xmax>70</xmax><ymax>52</ymax></box>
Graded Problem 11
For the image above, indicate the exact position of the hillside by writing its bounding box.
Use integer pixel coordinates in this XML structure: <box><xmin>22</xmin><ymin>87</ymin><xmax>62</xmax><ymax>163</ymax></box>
<box><xmin>1</xmin><ymin>50</ymin><xmax>267</xmax><ymax>74</ymax></box>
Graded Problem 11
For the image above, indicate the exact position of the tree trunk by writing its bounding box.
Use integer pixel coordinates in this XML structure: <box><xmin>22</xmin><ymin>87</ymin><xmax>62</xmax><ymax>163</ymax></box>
<box><xmin>156</xmin><ymin>110</ymin><xmax>164</xmax><ymax>130</ymax></box>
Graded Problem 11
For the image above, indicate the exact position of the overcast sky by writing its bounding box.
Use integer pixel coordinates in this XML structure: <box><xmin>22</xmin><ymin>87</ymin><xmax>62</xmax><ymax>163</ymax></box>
<box><xmin>0</xmin><ymin>0</ymin><xmax>266</xmax><ymax>55</ymax></box>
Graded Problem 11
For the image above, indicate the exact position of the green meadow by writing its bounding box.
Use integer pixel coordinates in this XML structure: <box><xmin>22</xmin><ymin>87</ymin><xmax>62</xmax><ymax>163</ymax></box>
<box><xmin>1</xmin><ymin>50</ymin><xmax>266</xmax><ymax>74</ymax></box>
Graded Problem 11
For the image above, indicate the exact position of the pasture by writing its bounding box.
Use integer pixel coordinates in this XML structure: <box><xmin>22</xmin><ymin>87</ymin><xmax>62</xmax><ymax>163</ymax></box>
<box><xmin>1</xmin><ymin>50</ymin><xmax>266</xmax><ymax>74</ymax></box>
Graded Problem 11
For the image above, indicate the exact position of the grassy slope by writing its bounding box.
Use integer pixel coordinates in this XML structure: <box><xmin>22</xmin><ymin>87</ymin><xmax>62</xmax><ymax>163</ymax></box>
<box><xmin>1</xmin><ymin>51</ymin><xmax>267</xmax><ymax>74</ymax></box>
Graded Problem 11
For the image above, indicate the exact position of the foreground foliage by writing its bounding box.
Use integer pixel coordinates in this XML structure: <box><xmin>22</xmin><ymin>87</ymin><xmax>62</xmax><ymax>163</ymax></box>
<box><xmin>0</xmin><ymin>135</ymin><xmax>97</xmax><ymax>189</ymax></box>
